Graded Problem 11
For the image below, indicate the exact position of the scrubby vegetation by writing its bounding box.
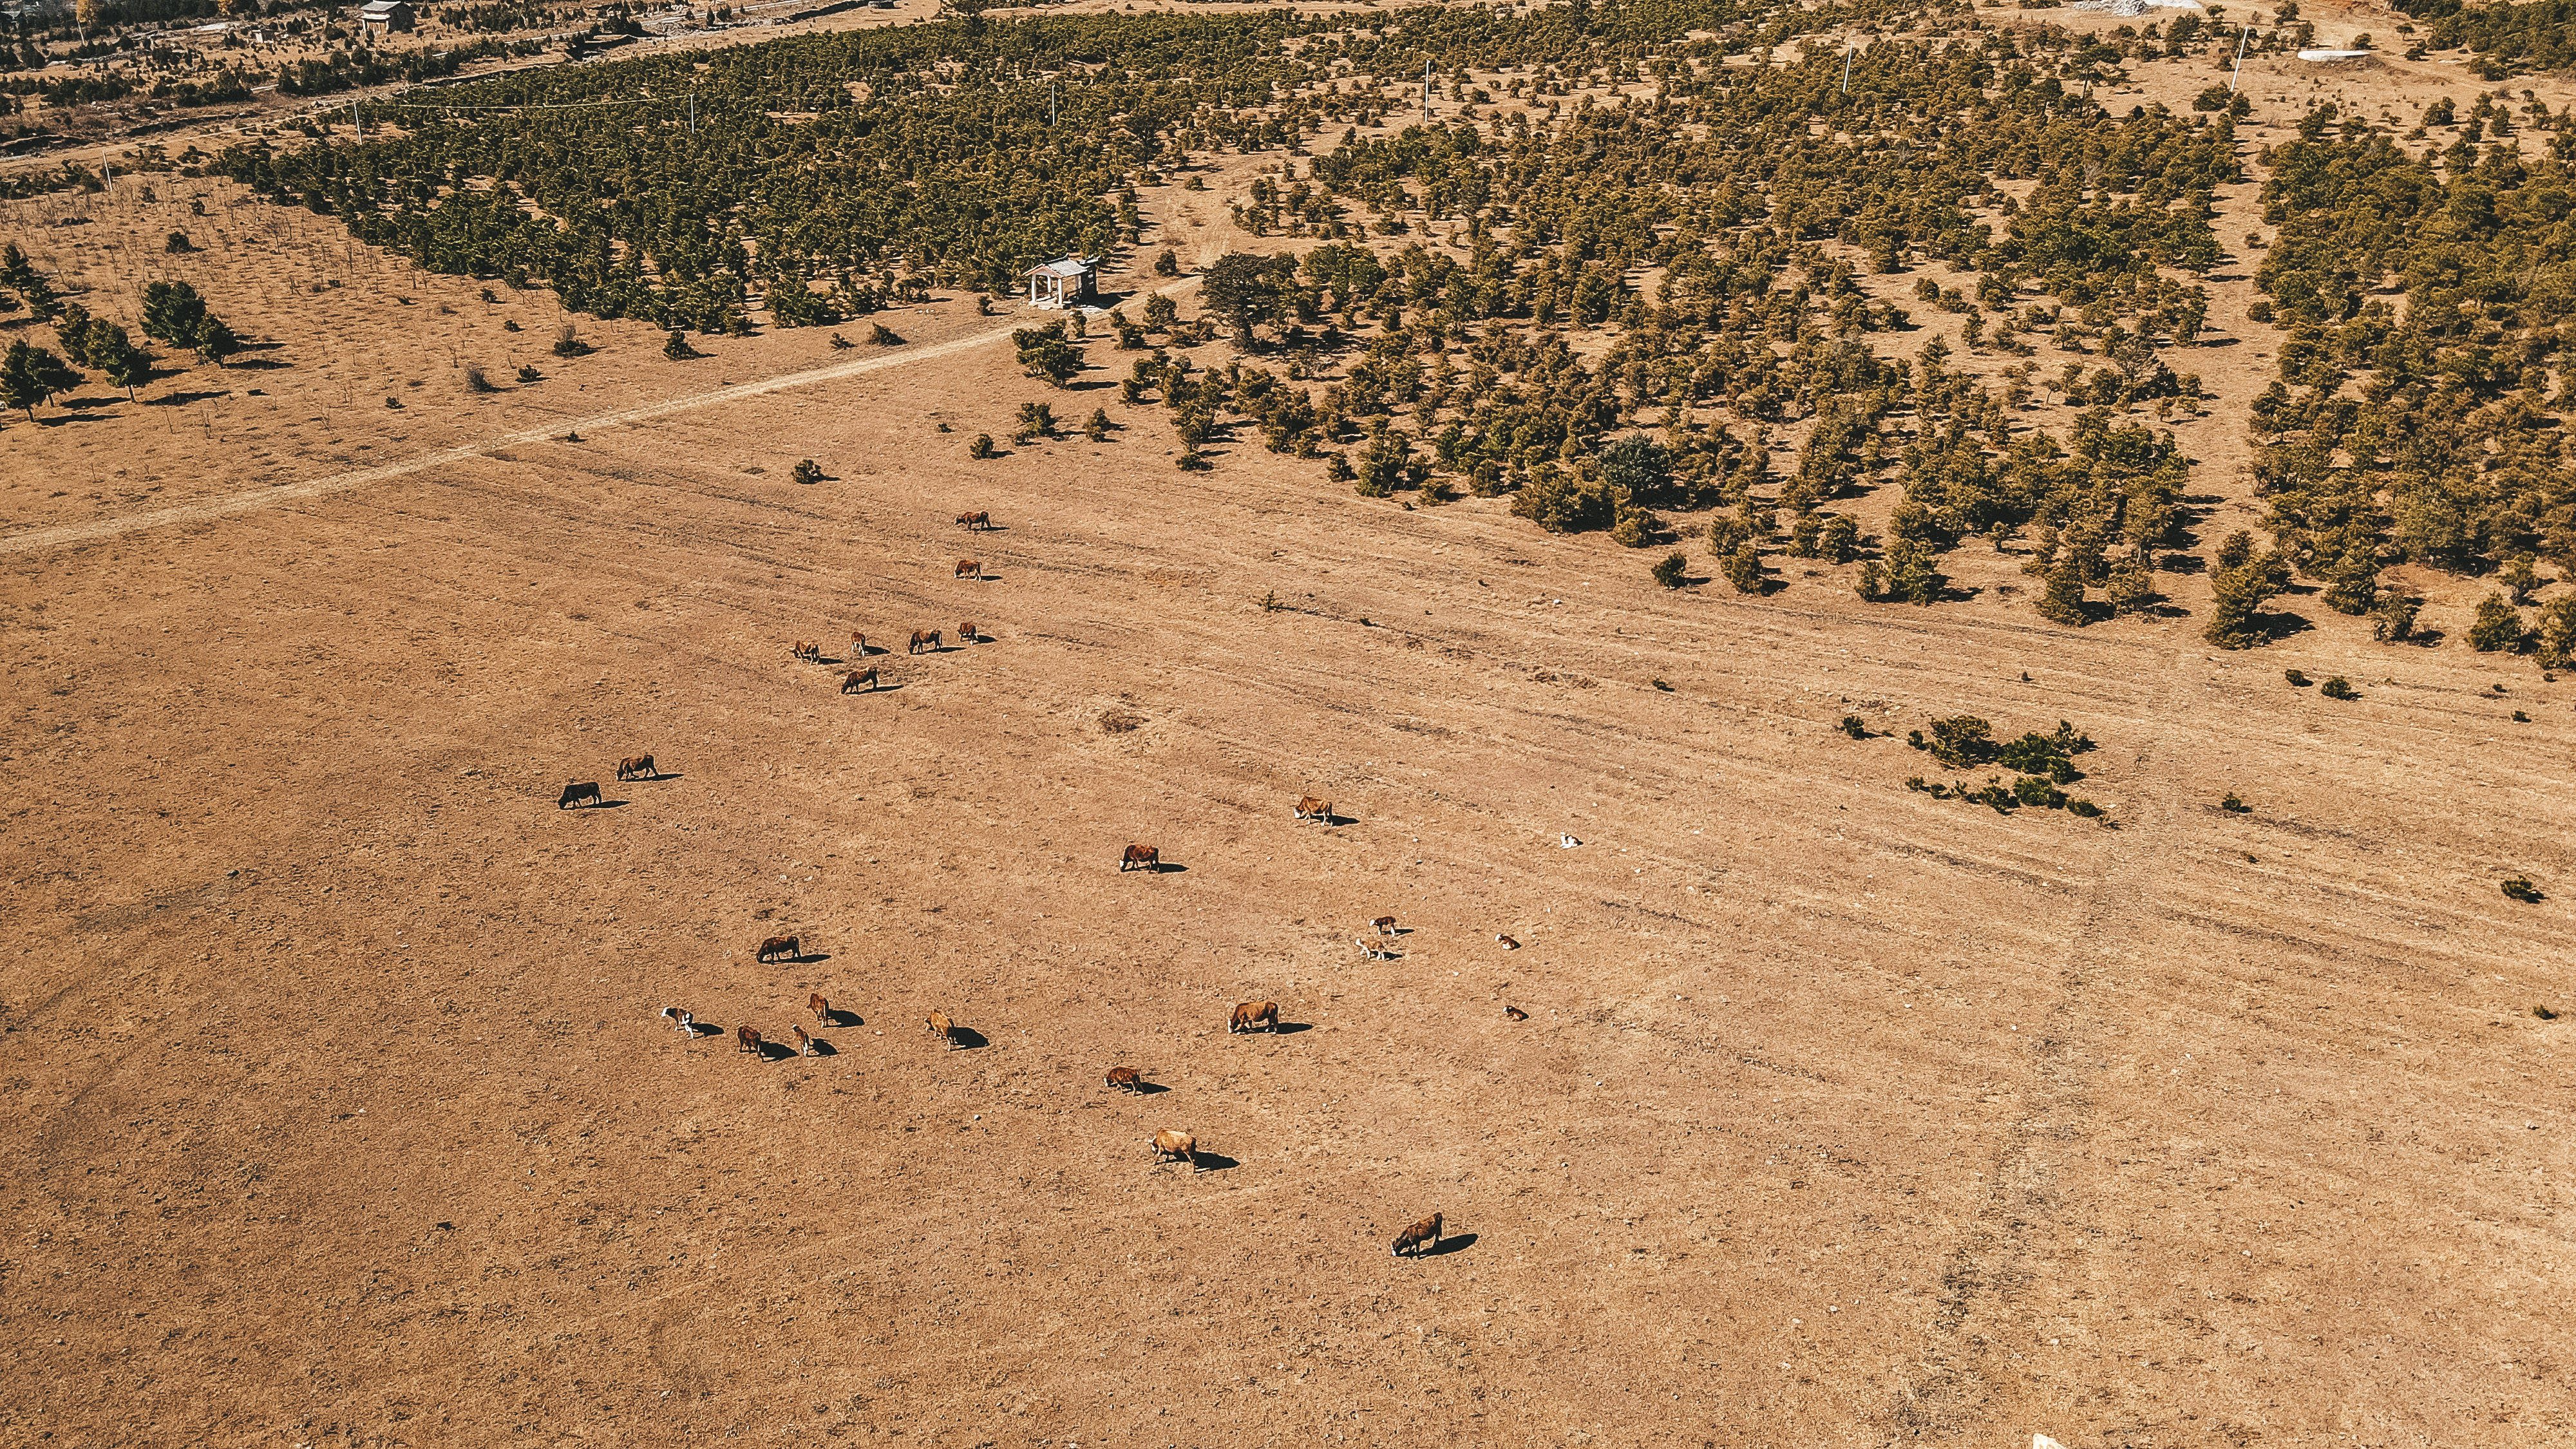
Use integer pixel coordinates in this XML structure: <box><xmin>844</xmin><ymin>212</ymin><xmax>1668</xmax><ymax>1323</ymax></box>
<box><xmin>1899</xmin><ymin>715</ymin><xmax>2101</xmax><ymax>816</ymax></box>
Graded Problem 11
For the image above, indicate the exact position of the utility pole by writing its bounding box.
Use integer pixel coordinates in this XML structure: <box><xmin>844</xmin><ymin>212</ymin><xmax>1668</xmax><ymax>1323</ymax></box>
<box><xmin>2230</xmin><ymin>26</ymin><xmax>2249</xmax><ymax>91</ymax></box>
<box><xmin>1841</xmin><ymin>41</ymin><xmax>1853</xmax><ymax>95</ymax></box>
<box><xmin>1050</xmin><ymin>77</ymin><xmax>1057</xmax><ymax>128</ymax></box>
<box><xmin>688</xmin><ymin>86</ymin><xmax>696</xmax><ymax>134</ymax></box>
<box><xmin>1423</xmin><ymin>59</ymin><xmax>1431</xmax><ymax>121</ymax></box>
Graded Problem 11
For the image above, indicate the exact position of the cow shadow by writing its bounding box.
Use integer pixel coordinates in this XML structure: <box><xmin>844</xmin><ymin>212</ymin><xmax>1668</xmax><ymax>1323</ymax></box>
<box><xmin>1125</xmin><ymin>1080</ymin><xmax>1172</xmax><ymax>1095</ymax></box>
<box><xmin>848</xmin><ymin>681</ymin><xmax>905</xmax><ymax>695</ymax></box>
<box><xmin>680</xmin><ymin>1022</ymin><xmax>718</xmax><ymax>1038</ymax></box>
<box><xmin>946</xmin><ymin>1026</ymin><xmax>991</xmax><ymax>1050</ymax></box>
<box><xmin>752</xmin><ymin>1039</ymin><xmax>795</xmax><ymax>1062</ymax></box>
<box><xmin>638</xmin><ymin>772</ymin><xmax>683</xmax><ymax>782</ymax></box>
<box><xmin>807</xmin><ymin>1039</ymin><xmax>840</xmax><ymax>1057</ymax></box>
<box><xmin>1269</xmin><ymin>1021</ymin><xmax>1314</xmax><ymax>1035</ymax></box>
<box><xmin>1186</xmin><ymin>1151</ymin><xmax>1241</xmax><ymax>1173</ymax></box>
<box><xmin>1419</xmin><ymin>1231</ymin><xmax>1479</xmax><ymax>1258</ymax></box>
<box><xmin>819</xmin><ymin>1008</ymin><xmax>862</xmax><ymax>1028</ymax></box>
<box><xmin>1133</xmin><ymin>861</ymin><xmax>1188</xmax><ymax>874</ymax></box>
<box><xmin>566</xmin><ymin>799</ymin><xmax>631</xmax><ymax>810</ymax></box>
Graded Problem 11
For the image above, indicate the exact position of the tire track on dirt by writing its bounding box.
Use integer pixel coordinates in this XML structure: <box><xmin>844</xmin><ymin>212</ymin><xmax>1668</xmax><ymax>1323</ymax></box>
<box><xmin>0</xmin><ymin>279</ymin><xmax>1201</xmax><ymax>559</ymax></box>
<box><xmin>1884</xmin><ymin>641</ymin><xmax>2200</xmax><ymax>1441</ymax></box>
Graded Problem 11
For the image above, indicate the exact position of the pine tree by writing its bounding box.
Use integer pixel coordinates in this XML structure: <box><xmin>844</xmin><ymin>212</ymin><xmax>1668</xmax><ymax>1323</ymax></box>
<box><xmin>2468</xmin><ymin>592</ymin><xmax>2526</xmax><ymax>652</ymax></box>
<box><xmin>102</xmin><ymin>340</ymin><xmax>153</xmax><ymax>399</ymax></box>
<box><xmin>1722</xmin><ymin>541</ymin><xmax>1763</xmax><ymax>593</ymax></box>
<box><xmin>2105</xmin><ymin>551</ymin><xmax>2157</xmax><ymax>615</ymax></box>
<box><xmin>2204</xmin><ymin>551</ymin><xmax>2289</xmax><ymax>649</ymax></box>
<box><xmin>2535</xmin><ymin>596</ymin><xmax>2576</xmax><ymax>668</ymax></box>
<box><xmin>2037</xmin><ymin>553</ymin><xmax>2088</xmax><ymax>625</ymax></box>
<box><xmin>191</xmin><ymin>317</ymin><xmax>241</xmax><ymax>366</ymax></box>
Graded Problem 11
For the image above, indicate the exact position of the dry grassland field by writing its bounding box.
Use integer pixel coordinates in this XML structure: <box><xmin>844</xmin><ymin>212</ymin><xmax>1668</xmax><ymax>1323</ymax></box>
<box><xmin>3</xmin><ymin>0</ymin><xmax>2573</xmax><ymax>1444</ymax></box>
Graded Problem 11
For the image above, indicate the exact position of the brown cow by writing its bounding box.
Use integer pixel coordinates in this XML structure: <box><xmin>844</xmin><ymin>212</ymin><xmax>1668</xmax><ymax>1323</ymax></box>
<box><xmin>1503</xmin><ymin>1006</ymin><xmax>1529</xmax><ymax>1021</ymax></box>
<box><xmin>659</xmin><ymin>1005</ymin><xmax>696</xmax><ymax>1036</ymax></box>
<box><xmin>1121</xmin><ymin>844</ymin><xmax>1160</xmax><ymax>873</ymax></box>
<box><xmin>808</xmin><ymin>992</ymin><xmax>831</xmax><ymax>1025</ymax></box>
<box><xmin>925</xmin><ymin>1010</ymin><xmax>958</xmax><ymax>1049</ymax></box>
<box><xmin>1104</xmin><ymin>1066</ymin><xmax>1146</xmax><ymax>1093</ymax></box>
<box><xmin>1357</xmin><ymin>936</ymin><xmax>1396</xmax><ymax>961</ymax></box>
<box><xmin>1228</xmin><ymin>1001</ymin><xmax>1280</xmax><ymax>1034</ymax></box>
<box><xmin>791</xmin><ymin>640</ymin><xmax>821</xmax><ymax>663</ymax></box>
<box><xmin>616</xmin><ymin>755</ymin><xmax>657</xmax><ymax>781</ymax></box>
<box><xmin>557</xmin><ymin>781</ymin><xmax>602</xmax><ymax>809</ymax></box>
<box><xmin>758</xmin><ymin>935</ymin><xmax>800</xmax><ymax>963</ymax></box>
<box><xmin>1370</xmin><ymin>915</ymin><xmax>1398</xmax><ymax>935</ymax></box>
<box><xmin>737</xmin><ymin>1025</ymin><xmax>766</xmax><ymax>1058</ymax></box>
<box><xmin>1295</xmin><ymin>795</ymin><xmax>1332</xmax><ymax>821</ymax></box>
<box><xmin>841</xmin><ymin>668</ymin><xmax>879</xmax><ymax>694</ymax></box>
<box><xmin>791</xmin><ymin>1025</ymin><xmax>818</xmax><ymax>1057</ymax></box>
<box><xmin>956</xmin><ymin>511</ymin><xmax>991</xmax><ymax>531</ymax></box>
<box><xmin>850</xmin><ymin>631</ymin><xmax>871</xmax><ymax>657</ymax></box>
<box><xmin>1495</xmin><ymin>934</ymin><xmax>1521</xmax><ymax>951</ymax></box>
<box><xmin>1391</xmin><ymin>1211</ymin><xmax>1443</xmax><ymax>1258</ymax></box>
<box><xmin>1151</xmin><ymin>1129</ymin><xmax>1198</xmax><ymax>1170</ymax></box>
<box><xmin>955</xmin><ymin>559</ymin><xmax>983</xmax><ymax>580</ymax></box>
<box><xmin>958</xmin><ymin>621</ymin><xmax>979</xmax><ymax>643</ymax></box>
<box><xmin>909</xmin><ymin>629</ymin><xmax>942</xmax><ymax>654</ymax></box>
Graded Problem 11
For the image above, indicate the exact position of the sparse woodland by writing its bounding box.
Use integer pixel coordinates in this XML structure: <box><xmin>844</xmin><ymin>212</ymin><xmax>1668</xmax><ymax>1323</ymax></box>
<box><xmin>10</xmin><ymin>0</ymin><xmax>2571</xmax><ymax>663</ymax></box>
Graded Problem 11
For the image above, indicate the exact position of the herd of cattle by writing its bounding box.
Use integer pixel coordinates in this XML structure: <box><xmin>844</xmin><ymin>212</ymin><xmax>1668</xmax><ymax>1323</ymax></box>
<box><xmin>562</xmin><ymin>509</ymin><xmax>1481</xmax><ymax>1259</ymax></box>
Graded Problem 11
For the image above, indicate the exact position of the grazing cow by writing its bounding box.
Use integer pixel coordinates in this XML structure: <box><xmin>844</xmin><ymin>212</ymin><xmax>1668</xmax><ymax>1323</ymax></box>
<box><xmin>616</xmin><ymin>755</ymin><xmax>657</xmax><ymax>781</ymax></box>
<box><xmin>791</xmin><ymin>1025</ymin><xmax>818</xmax><ymax>1057</ymax></box>
<box><xmin>791</xmin><ymin>640</ymin><xmax>822</xmax><ymax>663</ymax></box>
<box><xmin>659</xmin><ymin>1005</ymin><xmax>694</xmax><ymax>1036</ymax></box>
<box><xmin>1121</xmin><ymin>844</ymin><xmax>1160</xmax><ymax>873</ymax></box>
<box><xmin>1495</xmin><ymin>934</ymin><xmax>1521</xmax><ymax>951</ymax></box>
<box><xmin>737</xmin><ymin>1025</ymin><xmax>766</xmax><ymax>1058</ymax></box>
<box><xmin>1370</xmin><ymin>915</ymin><xmax>1398</xmax><ymax>935</ymax></box>
<box><xmin>1391</xmin><ymin>1211</ymin><xmax>1444</xmax><ymax>1258</ymax></box>
<box><xmin>1104</xmin><ymin>1066</ymin><xmax>1146</xmax><ymax>1093</ymax></box>
<box><xmin>557</xmin><ymin>781</ymin><xmax>602</xmax><ymax>810</ymax></box>
<box><xmin>1358</xmin><ymin>936</ymin><xmax>1396</xmax><ymax>961</ymax></box>
<box><xmin>758</xmin><ymin>935</ymin><xmax>800</xmax><ymax>964</ymax></box>
<box><xmin>909</xmin><ymin>629</ymin><xmax>941</xmax><ymax>654</ymax></box>
<box><xmin>1504</xmin><ymin>1006</ymin><xmax>1529</xmax><ymax>1021</ymax></box>
<box><xmin>850</xmin><ymin>632</ymin><xmax>871</xmax><ymax>657</ymax></box>
<box><xmin>809</xmin><ymin>992</ymin><xmax>831</xmax><ymax>1025</ymax></box>
<box><xmin>1228</xmin><ymin>1001</ymin><xmax>1280</xmax><ymax>1034</ymax></box>
<box><xmin>1151</xmin><ymin>1129</ymin><xmax>1198</xmax><ymax>1170</ymax></box>
<box><xmin>1295</xmin><ymin>795</ymin><xmax>1332</xmax><ymax>821</ymax></box>
<box><xmin>954</xmin><ymin>559</ymin><xmax>983</xmax><ymax>580</ymax></box>
<box><xmin>956</xmin><ymin>511</ymin><xmax>991</xmax><ymax>531</ymax></box>
<box><xmin>958</xmin><ymin>621</ymin><xmax>979</xmax><ymax>643</ymax></box>
<box><xmin>925</xmin><ymin>1010</ymin><xmax>957</xmax><ymax>1049</ymax></box>
<box><xmin>841</xmin><ymin>668</ymin><xmax>879</xmax><ymax>694</ymax></box>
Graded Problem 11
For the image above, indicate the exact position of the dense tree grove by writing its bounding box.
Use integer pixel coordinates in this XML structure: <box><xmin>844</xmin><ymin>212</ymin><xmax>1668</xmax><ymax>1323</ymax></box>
<box><xmin>198</xmin><ymin>0</ymin><xmax>2568</xmax><ymax>643</ymax></box>
<box><xmin>2251</xmin><ymin>97</ymin><xmax>2575</xmax><ymax>651</ymax></box>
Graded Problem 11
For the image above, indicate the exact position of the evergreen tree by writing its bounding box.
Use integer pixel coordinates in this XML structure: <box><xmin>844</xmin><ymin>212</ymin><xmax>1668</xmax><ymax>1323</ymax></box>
<box><xmin>2535</xmin><ymin>597</ymin><xmax>2576</xmax><ymax>669</ymax></box>
<box><xmin>191</xmin><ymin>317</ymin><xmax>242</xmax><ymax>366</ymax></box>
<box><xmin>2205</xmin><ymin>551</ymin><xmax>2289</xmax><ymax>648</ymax></box>
<box><xmin>1012</xmin><ymin>322</ymin><xmax>1082</xmax><ymax>386</ymax></box>
<box><xmin>2105</xmin><ymin>551</ymin><xmax>2157</xmax><ymax>615</ymax></box>
<box><xmin>102</xmin><ymin>339</ymin><xmax>153</xmax><ymax>399</ymax></box>
<box><xmin>141</xmin><ymin>280</ymin><xmax>208</xmax><ymax>347</ymax></box>
<box><xmin>2468</xmin><ymin>592</ymin><xmax>2526</xmax><ymax>652</ymax></box>
<box><xmin>2037</xmin><ymin>553</ymin><xmax>2088</xmax><ymax>625</ymax></box>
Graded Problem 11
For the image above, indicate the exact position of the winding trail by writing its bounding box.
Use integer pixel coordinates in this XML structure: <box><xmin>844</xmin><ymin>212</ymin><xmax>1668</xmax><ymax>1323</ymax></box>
<box><xmin>0</xmin><ymin>278</ymin><xmax>1198</xmax><ymax>560</ymax></box>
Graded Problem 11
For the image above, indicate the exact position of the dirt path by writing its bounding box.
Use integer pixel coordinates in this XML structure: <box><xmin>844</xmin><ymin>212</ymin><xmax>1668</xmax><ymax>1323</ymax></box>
<box><xmin>0</xmin><ymin>278</ymin><xmax>1197</xmax><ymax>558</ymax></box>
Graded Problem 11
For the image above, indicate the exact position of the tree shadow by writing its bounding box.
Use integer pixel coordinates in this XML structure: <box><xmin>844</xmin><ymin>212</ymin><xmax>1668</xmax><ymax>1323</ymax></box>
<box><xmin>230</xmin><ymin>356</ymin><xmax>293</xmax><ymax>371</ymax></box>
<box><xmin>2246</xmin><ymin>609</ymin><xmax>2315</xmax><ymax>643</ymax></box>
<box><xmin>62</xmin><ymin>396</ymin><xmax>120</xmax><ymax>410</ymax></box>
<box><xmin>147</xmin><ymin>390</ymin><xmax>229</xmax><ymax>407</ymax></box>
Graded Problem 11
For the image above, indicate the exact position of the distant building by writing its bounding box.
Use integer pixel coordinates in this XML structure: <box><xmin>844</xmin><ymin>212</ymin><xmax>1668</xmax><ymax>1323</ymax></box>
<box><xmin>359</xmin><ymin>0</ymin><xmax>414</xmax><ymax>33</ymax></box>
<box><xmin>1025</xmin><ymin>256</ymin><xmax>1095</xmax><ymax>310</ymax></box>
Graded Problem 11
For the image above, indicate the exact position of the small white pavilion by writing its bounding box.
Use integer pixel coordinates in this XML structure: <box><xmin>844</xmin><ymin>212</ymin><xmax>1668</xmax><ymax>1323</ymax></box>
<box><xmin>1025</xmin><ymin>256</ymin><xmax>1097</xmax><ymax>310</ymax></box>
